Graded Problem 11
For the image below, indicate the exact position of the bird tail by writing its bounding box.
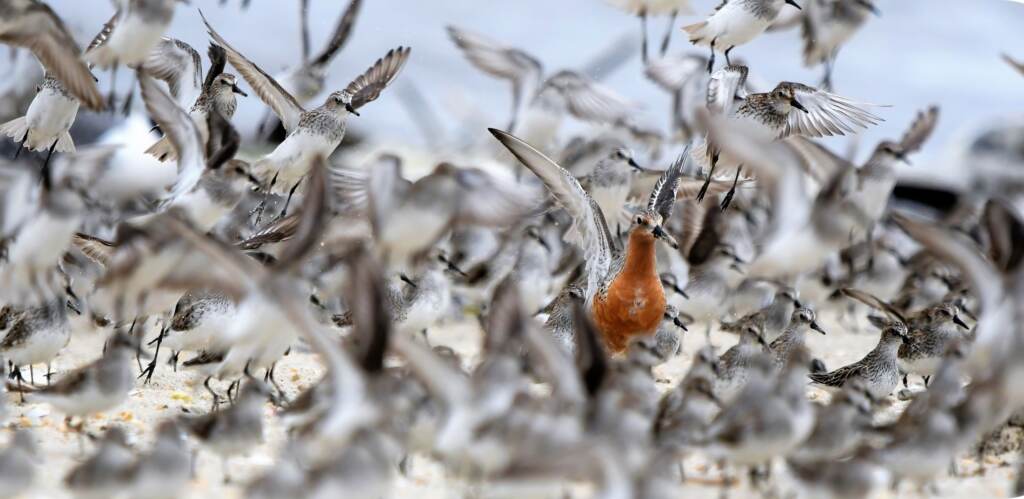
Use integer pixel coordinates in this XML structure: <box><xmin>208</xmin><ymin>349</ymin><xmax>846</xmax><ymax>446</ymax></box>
<box><xmin>55</xmin><ymin>131</ymin><xmax>75</xmax><ymax>153</ymax></box>
<box><xmin>0</xmin><ymin>116</ymin><xmax>28</xmax><ymax>143</ymax></box>
<box><xmin>83</xmin><ymin>45</ymin><xmax>118</xmax><ymax>69</ymax></box>
<box><xmin>682</xmin><ymin>21</ymin><xmax>709</xmax><ymax>44</ymax></box>
<box><xmin>144</xmin><ymin>136</ymin><xmax>177</xmax><ymax>162</ymax></box>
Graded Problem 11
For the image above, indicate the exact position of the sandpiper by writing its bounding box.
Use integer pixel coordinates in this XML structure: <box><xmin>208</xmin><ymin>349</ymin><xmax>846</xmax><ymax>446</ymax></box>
<box><xmin>789</xmin><ymin>379</ymin><xmax>873</xmax><ymax>462</ymax></box>
<box><xmin>204</xmin><ymin>12</ymin><xmax>410</xmax><ymax>201</ymax></box>
<box><xmin>84</xmin><ymin>0</ymin><xmax>181</xmax><ymax>69</ymax></box>
<box><xmin>257</xmin><ymin>0</ymin><xmax>364</xmax><ymax>140</ymax></box>
<box><xmin>714</xmin><ymin>317</ymin><xmax>769</xmax><ymax>402</ymax></box>
<box><xmin>491</xmin><ymin>128</ymin><xmax>684</xmax><ymax>354</ymax></box>
<box><xmin>64</xmin><ymin>426</ymin><xmax>135</xmax><ymax>499</ymax></box>
<box><xmin>768</xmin><ymin>306</ymin><xmax>826</xmax><ymax>370</ymax></box>
<box><xmin>0</xmin><ymin>429</ymin><xmax>37</xmax><ymax>497</ymax></box>
<box><xmin>798</xmin><ymin>0</ymin><xmax>880</xmax><ymax>89</ymax></box>
<box><xmin>580</xmin><ymin>146</ymin><xmax>660</xmax><ymax>235</ymax></box>
<box><xmin>27</xmin><ymin>331</ymin><xmax>140</xmax><ymax>422</ymax></box>
<box><xmin>1</xmin><ymin>299</ymin><xmax>71</xmax><ymax>388</ymax></box>
<box><xmin>0</xmin><ymin>75</ymin><xmax>80</xmax><ymax>166</ymax></box>
<box><xmin>898</xmin><ymin>302</ymin><xmax>971</xmax><ymax>385</ymax></box>
<box><xmin>809</xmin><ymin>322</ymin><xmax>908</xmax><ymax>399</ymax></box>
<box><xmin>181</xmin><ymin>381</ymin><xmax>273</xmax><ymax>483</ymax></box>
<box><xmin>143</xmin><ymin>40</ymin><xmax>249</xmax><ymax>162</ymax></box>
<box><xmin>0</xmin><ymin>0</ymin><xmax>104</xmax><ymax>109</ymax></box>
<box><xmin>683</xmin><ymin>0</ymin><xmax>803</xmax><ymax>72</ymax></box>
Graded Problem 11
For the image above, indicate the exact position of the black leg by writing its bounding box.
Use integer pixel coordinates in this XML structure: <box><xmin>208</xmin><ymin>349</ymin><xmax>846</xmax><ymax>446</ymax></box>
<box><xmin>924</xmin><ymin>375</ymin><xmax>931</xmax><ymax>387</ymax></box>
<box><xmin>659</xmin><ymin>10</ymin><xmax>678</xmax><ymax>56</ymax></box>
<box><xmin>204</xmin><ymin>376</ymin><xmax>220</xmax><ymax>410</ymax></box>
<box><xmin>139</xmin><ymin>325</ymin><xmax>166</xmax><ymax>384</ymax></box>
<box><xmin>696</xmin><ymin>150</ymin><xmax>719</xmax><ymax>202</ymax></box>
<box><xmin>252</xmin><ymin>172</ymin><xmax>278</xmax><ymax>226</ymax></box>
<box><xmin>639</xmin><ymin>9</ymin><xmax>649</xmax><ymax>65</ymax></box>
<box><xmin>720</xmin><ymin>165</ymin><xmax>742</xmax><ymax>211</ymax></box>
<box><xmin>168</xmin><ymin>351</ymin><xmax>179</xmax><ymax>371</ymax></box>
<box><xmin>40</xmin><ymin>139</ymin><xmax>57</xmax><ymax>189</ymax></box>
<box><xmin>28</xmin><ymin>364</ymin><xmax>33</xmax><ymax>385</ymax></box>
<box><xmin>12</xmin><ymin>129</ymin><xmax>27</xmax><ymax>159</ymax></box>
<box><xmin>707</xmin><ymin>37</ymin><xmax>717</xmax><ymax>73</ymax></box>
<box><xmin>902</xmin><ymin>374</ymin><xmax>908</xmax><ymax>388</ymax></box>
<box><xmin>724</xmin><ymin>46</ymin><xmax>735</xmax><ymax>66</ymax></box>
<box><xmin>46</xmin><ymin>363</ymin><xmax>52</xmax><ymax>386</ymax></box>
<box><xmin>278</xmin><ymin>179</ymin><xmax>302</xmax><ymax>220</ymax></box>
<box><xmin>107</xmin><ymin>64</ymin><xmax>119</xmax><ymax>112</ymax></box>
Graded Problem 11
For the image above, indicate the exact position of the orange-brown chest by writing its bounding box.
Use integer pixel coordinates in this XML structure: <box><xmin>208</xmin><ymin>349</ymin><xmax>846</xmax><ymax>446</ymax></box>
<box><xmin>591</xmin><ymin>231</ymin><xmax>666</xmax><ymax>353</ymax></box>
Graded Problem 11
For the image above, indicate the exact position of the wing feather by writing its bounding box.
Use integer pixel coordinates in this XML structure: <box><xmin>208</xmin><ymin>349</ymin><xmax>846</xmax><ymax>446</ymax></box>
<box><xmin>780</xmin><ymin>82</ymin><xmax>884</xmax><ymax>139</ymax></box>
<box><xmin>343</xmin><ymin>46</ymin><xmax>411</xmax><ymax>110</ymax></box>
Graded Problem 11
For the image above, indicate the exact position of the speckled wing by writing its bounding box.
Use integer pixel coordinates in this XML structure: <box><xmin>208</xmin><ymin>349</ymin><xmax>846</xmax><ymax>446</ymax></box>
<box><xmin>138</xmin><ymin>72</ymin><xmax>204</xmax><ymax>203</ymax></box>
<box><xmin>808</xmin><ymin>363</ymin><xmax>862</xmax><ymax>388</ymax></box>
<box><xmin>778</xmin><ymin>82</ymin><xmax>884</xmax><ymax>139</ymax></box>
<box><xmin>0</xmin><ymin>2</ymin><xmax>104</xmax><ymax>110</ymax></box>
<box><xmin>706</xmin><ymin>65</ymin><xmax>748</xmax><ymax>115</ymax></box>
<box><xmin>310</xmin><ymin>0</ymin><xmax>363</xmax><ymax>69</ymax></box>
<box><xmin>329</xmin><ymin>154</ymin><xmax>409</xmax><ymax>237</ymax></box>
<box><xmin>140</xmin><ymin>38</ymin><xmax>203</xmax><ymax>108</ymax></box>
<box><xmin>646</xmin><ymin>148</ymin><xmax>687</xmax><ymax>223</ymax></box>
<box><xmin>897</xmin><ymin>105</ymin><xmax>939</xmax><ymax>154</ymax></box>
<box><xmin>447</xmin><ymin>25</ymin><xmax>541</xmax><ymax>112</ymax></box>
<box><xmin>201</xmin><ymin>11</ymin><xmax>305</xmax><ymax>133</ymax></box>
<box><xmin>490</xmin><ymin>128</ymin><xmax>615</xmax><ymax>303</ymax></box>
<box><xmin>544</xmin><ymin>70</ymin><xmax>636</xmax><ymax>125</ymax></box>
<box><xmin>343</xmin><ymin>46</ymin><xmax>411</xmax><ymax>111</ymax></box>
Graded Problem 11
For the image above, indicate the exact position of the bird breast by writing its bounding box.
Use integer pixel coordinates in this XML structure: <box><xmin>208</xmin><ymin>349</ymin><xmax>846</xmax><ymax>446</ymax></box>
<box><xmin>592</xmin><ymin>232</ymin><xmax>665</xmax><ymax>353</ymax></box>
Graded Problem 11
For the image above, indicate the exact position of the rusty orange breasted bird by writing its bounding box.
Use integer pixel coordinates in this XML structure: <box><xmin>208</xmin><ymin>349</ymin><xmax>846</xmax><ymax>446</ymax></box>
<box><xmin>490</xmin><ymin>128</ymin><xmax>686</xmax><ymax>353</ymax></box>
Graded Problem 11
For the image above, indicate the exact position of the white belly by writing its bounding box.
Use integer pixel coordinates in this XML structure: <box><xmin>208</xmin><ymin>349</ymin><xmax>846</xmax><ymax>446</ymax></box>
<box><xmin>24</xmin><ymin>92</ymin><xmax>78</xmax><ymax>149</ymax></box>
<box><xmin>106</xmin><ymin>19</ymin><xmax>169</xmax><ymax>66</ymax></box>
<box><xmin>3</xmin><ymin>325</ymin><xmax>69</xmax><ymax>366</ymax></box>
<box><xmin>708</xmin><ymin>3</ymin><xmax>772</xmax><ymax>48</ymax></box>
<box><xmin>256</xmin><ymin>132</ymin><xmax>336</xmax><ymax>191</ymax></box>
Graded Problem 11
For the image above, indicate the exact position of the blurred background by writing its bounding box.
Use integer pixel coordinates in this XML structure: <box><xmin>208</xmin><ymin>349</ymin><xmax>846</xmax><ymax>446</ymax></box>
<box><xmin>27</xmin><ymin>0</ymin><xmax>1024</xmax><ymax>184</ymax></box>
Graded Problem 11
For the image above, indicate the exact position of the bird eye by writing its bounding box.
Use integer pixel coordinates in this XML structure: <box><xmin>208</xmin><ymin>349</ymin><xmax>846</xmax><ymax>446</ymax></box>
<box><xmin>635</xmin><ymin>216</ymin><xmax>644</xmax><ymax>225</ymax></box>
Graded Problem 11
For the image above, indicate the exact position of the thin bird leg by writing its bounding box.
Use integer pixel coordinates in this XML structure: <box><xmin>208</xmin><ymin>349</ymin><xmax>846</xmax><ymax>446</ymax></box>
<box><xmin>46</xmin><ymin>362</ymin><xmax>52</xmax><ymax>386</ymax></box>
<box><xmin>660</xmin><ymin>10</ymin><xmax>678</xmax><ymax>55</ymax></box>
<box><xmin>120</xmin><ymin>84</ymin><xmax>135</xmax><ymax>116</ymax></box>
<box><xmin>28</xmin><ymin>364</ymin><xmax>33</xmax><ymax>385</ymax></box>
<box><xmin>696</xmin><ymin>150</ymin><xmax>719</xmax><ymax>202</ymax></box>
<box><xmin>168</xmin><ymin>350</ymin><xmax>179</xmax><ymax>371</ymax></box>
<box><xmin>266</xmin><ymin>363</ymin><xmax>286</xmax><ymax>405</ymax></box>
<box><xmin>204</xmin><ymin>376</ymin><xmax>221</xmax><ymax>411</ymax></box>
<box><xmin>639</xmin><ymin>8</ymin><xmax>649</xmax><ymax>65</ymax></box>
<box><xmin>299</xmin><ymin>0</ymin><xmax>311</xmax><ymax>62</ymax></box>
<box><xmin>707</xmin><ymin>37</ymin><xmax>717</xmax><ymax>73</ymax></box>
<box><xmin>252</xmin><ymin>173</ymin><xmax>278</xmax><ymax>226</ymax></box>
<box><xmin>107</xmin><ymin>64</ymin><xmax>119</xmax><ymax>112</ymax></box>
<box><xmin>139</xmin><ymin>324</ymin><xmax>167</xmax><ymax>384</ymax></box>
<box><xmin>12</xmin><ymin>129</ymin><xmax>27</xmax><ymax>159</ymax></box>
<box><xmin>278</xmin><ymin>179</ymin><xmax>303</xmax><ymax>220</ymax></box>
<box><xmin>719</xmin><ymin>165</ymin><xmax>742</xmax><ymax>211</ymax></box>
<box><xmin>724</xmin><ymin>46</ymin><xmax>735</xmax><ymax>67</ymax></box>
<box><xmin>41</xmin><ymin>139</ymin><xmax>58</xmax><ymax>188</ymax></box>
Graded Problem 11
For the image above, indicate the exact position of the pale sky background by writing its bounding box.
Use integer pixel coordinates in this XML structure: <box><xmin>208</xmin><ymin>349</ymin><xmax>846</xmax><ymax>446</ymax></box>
<box><xmin>50</xmin><ymin>0</ymin><xmax>1024</xmax><ymax>182</ymax></box>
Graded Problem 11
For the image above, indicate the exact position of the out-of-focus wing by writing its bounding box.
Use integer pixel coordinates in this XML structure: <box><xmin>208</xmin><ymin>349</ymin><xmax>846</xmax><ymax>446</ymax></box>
<box><xmin>343</xmin><ymin>46</ymin><xmax>411</xmax><ymax>111</ymax></box>
<box><xmin>778</xmin><ymin>82</ymin><xmax>884</xmax><ymax>139</ymax></box>
<box><xmin>141</xmin><ymin>38</ymin><xmax>203</xmax><ymax>108</ymax></box>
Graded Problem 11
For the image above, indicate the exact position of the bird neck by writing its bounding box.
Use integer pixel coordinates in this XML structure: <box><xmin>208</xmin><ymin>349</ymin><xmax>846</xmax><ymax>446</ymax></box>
<box><xmin>623</xmin><ymin>229</ymin><xmax>657</xmax><ymax>278</ymax></box>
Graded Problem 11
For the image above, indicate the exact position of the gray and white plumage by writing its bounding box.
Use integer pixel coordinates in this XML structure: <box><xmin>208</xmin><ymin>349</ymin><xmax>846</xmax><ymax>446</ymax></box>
<box><xmin>0</xmin><ymin>75</ymin><xmax>80</xmax><ymax>154</ymax></box>
<box><xmin>0</xmin><ymin>299</ymin><xmax>71</xmax><ymax>375</ymax></box>
<box><xmin>808</xmin><ymin>323</ymin><xmax>907</xmax><ymax>399</ymax></box>
<box><xmin>83</xmin><ymin>0</ymin><xmax>179</xmax><ymax>69</ymax></box>
<box><xmin>0</xmin><ymin>0</ymin><xmax>104</xmax><ymax>109</ymax></box>
<box><xmin>125</xmin><ymin>420</ymin><xmax>191</xmax><ymax>499</ymax></box>
<box><xmin>714</xmin><ymin>319</ymin><xmax>769</xmax><ymax>402</ymax></box>
<box><xmin>769</xmin><ymin>306</ymin><xmax>826</xmax><ymax>370</ymax></box>
<box><xmin>29</xmin><ymin>332</ymin><xmax>138</xmax><ymax>417</ymax></box>
<box><xmin>64</xmin><ymin>426</ymin><xmax>135</xmax><ymax>499</ymax></box>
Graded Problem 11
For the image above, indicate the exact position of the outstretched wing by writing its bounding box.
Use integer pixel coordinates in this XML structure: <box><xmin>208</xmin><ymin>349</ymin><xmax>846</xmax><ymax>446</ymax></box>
<box><xmin>201</xmin><ymin>10</ymin><xmax>305</xmax><ymax>132</ymax></box>
<box><xmin>310</xmin><ymin>0</ymin><xmax>363</xmax><ymax>68</ymax></box>
<box><xmin>447</xmin><ymin>25</ymin><xmax>542</xmax><ymax>119</ymax></box>
<box><xmin>137</xmin><ymin>71</ymin><xmax>205</xmax><ymax>203</ymax></box>
<box><xmin>706</xmin><ymin>65</ymin><xmax>748</xmax><ymax>115</ymax></box>
<box><xmin>544</xmin><ymin>70</ymin><xmax>636</xmax><ymax>125</ymax></box>
<box><xmin>646</xmin><ymin>148</ymin><xmax>687</xmax><ymax>223</ymax></box>
<box><xmin>490</xmin><ymin>128</ymin><xmax>614</xmax><ymax>303</ymax></box>
<box><xmin>141</xmin><ymin>38</ymin><xmax>203</xmax><ymax>108</ymax></box>
<box><xmin>343</xmin><ymin>46</ymin><xmax>411</xmax><ymax>111</ymax></box>
<box><xmin>898</xmin><ymin>105</ymin><xmax>939</xmax><ymax>154</ymax></box>
<box><xmin>778</xmin><ymin>82</ymin><xmax>884</xmax><ymax>139</ymax></box>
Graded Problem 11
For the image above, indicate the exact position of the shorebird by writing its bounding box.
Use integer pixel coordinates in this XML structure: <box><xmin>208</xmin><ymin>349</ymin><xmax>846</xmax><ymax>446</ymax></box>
<box><xmin>143</xmin><ymin>40</ymin><xmax>249</xmax><ymax>162</ymax></box>
<box><xmin>797</xmin><ymin>0</ymin><xmax>880</xmax><ymax>89</ymax></box>
<box><xmin>768</xmin><ymin>306</ymin><xmax>826</xmax><ymax>370</ymax></box>
<box><xmin>491</xmin><ymin>128</ymin><xmax>685</xmax><ymax>354</ymax></box>
<box><xmin>1</xmin><ymin>299</ymin><xmax>71</xmax><ymax>388</ymax></box>
<box><xmin>0</xmin><ymin>75</ymin><xmax>80</xmax><ymax>166</ymax></box>
<box><xmin>26</xmin><ymin>331</ymin><xmax>140</xmax><ymax>423</ymax></box>
<box><xmin>714</xmin><ymin>317</ymin><xmax>769</xmax><ymax>402</ymax></box>
<box><xmin>809</xmin><ymin>322</ymin><xmax>908</xmax><ymax>399</ymax></box>
<box><xmin>256</xmin><ymin>0</ymin><xmax>364</xmax><ymax>140</ymax></box>
<box><xmin>447</xmin><ymin>26</ymin><xmax>636</xmax><ymax>146</ymax></box>
<box><xmin>204</xmin><ymin>12</ymin><xmax>410</xmax><ymax>203</ymax></box>
<box><xmin>181</xmin><ymin>380</ymin><xmax>274</xmax><ymax>483</ymax></box>
<box><xmin>125</xmin><ymin>420</ymin><xmax>191</xmax><ymax>499</ymax></box>
<box><xmin>0</xmin><ymin>0</ymin><xmax>104</xmax><ymax>110</ymax></box>
<box><xmin>84</xmin><ymin>0</ymin><xmax>180</xmax><ymax>69</ymax></box>
<box><xmin>605</xmin><ymin>0</ymin><xmax>694</xmax><ymax>63</ymax></box>
<box><xmin>789</xmin><ymin>379</ymin><xmax>873</xmax><ymax>462</ymax></box>
<box><xmin>162</xmin><ymin>289</ymin><xmax>238</xmax><ymax>371</ymax></box>
<box><xmin>0</xmin><ymin>429</ymin><xmax>37</xmax><ymax>497</ymax></box>
<box><xmin>683</xmin><ymin>0</ymin><xmax>803</xmax><ymax>73</ymax></box>
<box><xmin>64</xmin><ymin>426</ymin><xmax>135</xmax><ymax>499</ymax></box>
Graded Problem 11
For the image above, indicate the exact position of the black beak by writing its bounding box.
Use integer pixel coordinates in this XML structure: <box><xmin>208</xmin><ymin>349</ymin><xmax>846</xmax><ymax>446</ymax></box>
<box><xmin>671</xmin><ymin>316</ymin><xmax>688</xmax><ymax>332</ymax></box>
<box><xmin>785</xmin><ymin>0</ymin><xmax>801</xmax><ymax>9</ymax></box>
<box><xmin>810</xmin><ymin>321</ymin><xmax>827</xmax><ymax>335</ymax></box>
<box><xmin>953</xmin><ymin>315</ymin><xmax>969</xmax><ymax>330</ymax></box>
<box><xmin>711</xmin><ymin>360</ymin><xmax>721</xmax><ymax>377</ymax></box>
<box><xmin>345</xmin><ymin>103</ymin><xmax>360</xmax><ymax>116</ymax></box>
<box><xmin>527</xmin><ymin>228</ymin><xmax>550</xmax><ymax>252</ymax></box>
<box><xmin>231</xmin><ymin>84</ymin><xmax>248</xmax><ymax>97</ymax></box>
<box><xmin>793</xmin><ymin>299</ymin><xmax>804</xmax><ymax>308</ymax></box>
<box><xmin>438</xmin><ymin>255</ymin><xmax>468</xmax><ymax>277</ymax></box>
<box><xmin>895</xmin><ymin>152</ymin><xmax>911</xmax><ymax>165</ymax></box>
<box><xmin>757</xmin><ymin>334</ymin><xmax>769</xmax><ymax>348</ymax></box>
<box><xmin>399</xmin><ymin>274</ymin><xmax>418</xmax><ymax>288</ymax></box>
<box><xmin>627</xmin><ymin>158</ymin><xmax>642</xmax><ymax>171</ymax></box>
<box><xmin>652</xmin><ymin>225</ymin><xmax>679</xmax><ymax>250</ymax></box>
<box><xmin>857</xmin><ymin>0</ymin><xmax>881</xmax><ymax>15</ymax></box>
<box><xmin>790</xmin><ymin>98</ymin><xmax>809</xmax><ymax>113</ymax></box>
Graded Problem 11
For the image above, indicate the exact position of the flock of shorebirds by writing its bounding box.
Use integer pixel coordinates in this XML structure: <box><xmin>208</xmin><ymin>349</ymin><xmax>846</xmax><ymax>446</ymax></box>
<box><xmin>0</xmin><ymin>0</ymin><xmax>1022</xmax><ymax>497</ymax></box>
